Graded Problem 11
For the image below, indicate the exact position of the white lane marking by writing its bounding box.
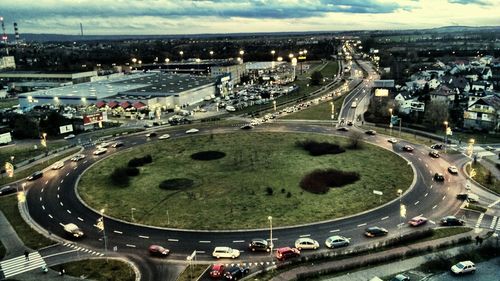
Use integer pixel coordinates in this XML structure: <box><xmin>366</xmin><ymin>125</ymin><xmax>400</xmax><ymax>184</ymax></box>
<box><xmin>77</xmin><ymin>217</ymin><xmax>84</xmax><ymax>221</ymax></box>
<box><xmin>418</xmin><ymin>157</ymin><xmax>422</xmax><ymax>161</ymax></box>
<box><xmin>442</xmin><ymin>195</ymin><xmax>446</xmax><ymax>200</ymax></box>
<box><xmin>475</xmin><ymin>213</ymin><xmax>484</xmax><ymax>228</ymax></box>
<box><xmin>488</xmin><ymin>199</ymin><xmax>500</xmax><ymax>208</ymax></box>
<box><xmin>398</xmin><ymin>223</ymin><xmax>405</xmax><ymax>227</ymax></box>
<box><xmin>59</xmin><ymin>223</ymin><xmax>65</xmax><ymax>227</ymax></box>
<box><xmin>39</xmin><ymin>197</ymin><xmax>42</xmax><ymax>202</ymax></box>
<box><xmin>425</xmin><ymin>164</ymin><xmax>428</xmax><ymax>168</ymax></box>
<box><xmin>57</xmin><ymin>186</ymin><xmax>60</xmax><ymax>191</ymax></box>
<box><xmin>126</xmin><ymin>244</ymin><xmax>136</xmax><ymax>248</ymax></box>
<box><xmin>430</xmin><ymin>185</ymin><xmax>433</xmax><ymax>189</ymax></box>
<box><xmin>113</xmin><ymin>230</ymin><xmax>123</xmax><ymax>234</ymax></box>
<box><xmin>196</xmin><ymin>251</ymin><xmax>205</xmax><ymax>254</ymax></box>
<box><xmin>199</xmin><ymin>240</ymin><xmax>211</xmax><ymax>243</ymax></box>
<box><xmin>447</xmin><ymin>187</ymin><xmax>450</xmax><ymax>191</ymax></box>
<box><xmin>490</xmin><ymin>216</ymin><xmax>498</xmax><ymax>229</ymax></box>
<box><xmin>73</xmin><ymin>167</ymin><xmax>77</xmax><ymax>170</ymax></box>
<box><xmin>168</xmin><ymin>239</ymin><xmax>179</xmax><ymax>242</ymax></box>
<box><xmin>429</xmin><ymin>220</ymin><xmax>436</xmax><ymax>225</ymax></box>
<box><xmin>57</xmin><ymin>194</ymin><xmax>60</xmax><ymax>199</ymax></box>
<box><xmin>42</xmin><ymin>205</ymin><xmax>45</xmax><ymax>210</ymax></box>
<box><xmin>48</xmin><ymin>214</ymin><xmax>53</xmax><ymax>219</ymax></box>
<box><xmin>381</xmin><ymin>216</ymin><xmax>389</xmax><ymax>221</ymax></box>
<box><xmin>357</xmin><ymin>223</ymin><xmax>367</xmax><ymax>227</ymax></box>
<box><xmin>329</xmin><ymin>229</ymin><xmax>340</xmax><ymax>233</ymax></box>
<box><xmin>60</xmin><ymin>179</ymin><xmax>64</xmax><ymax>184</ymax></box>
<box><xmin>60</xmin><ymin>202</ymin><xmax>64</xmax><ymax>206</ymax></box>
<box><xmin>425</xmin><ymin>193</ymin><xmax>428</xmax><ymax>197</ymax></box>
<box><xmin>232</xmin><ymin>240</ymin><xmax>245</xmax><ymax>243</ymax></box>
<box><xmin>42</xmin><ymin>249</ymin><xmax>78</xmax><ymax>259</ymax></box>
<box><xmin>66</xmin><ymin>172</ymin><xmax>70</xmax><ymax>177</ymax></box>
<box><xmin>45</xmin><ymin>181</ymin><xmax>49</xmax><ymax>185</ymax></box>
<box><xmin>414</xmin><ymin>201</ymin><xmax>420</xmax><ymax>205</ymax></box>
<box><xmin>83</xmin><ymin>160</ymin><xmax>88</xmax><ymax>164</ymax></box>
<box><xmin>299</xmin><ymin>234</ymin><xmax>311</xmax><ymax>237</ymax></box>
<box><xmin>41</xmin><ymin>188</ymin><xmax>44</xmax><ymax>193</ymax></box>
<box><xmin>138</xmin><ymin>235</ymin><xmax>149</xmax><ymax>239</ymax></box>
<box><xmin>432</xmin><ymin>205</ymin><xmax>437</xmax><ymax>209</ymax></box>
<box><xmin>67</xmin><ymin>210</ymin><xmax>71</xmax><ymax>214</ymax></box>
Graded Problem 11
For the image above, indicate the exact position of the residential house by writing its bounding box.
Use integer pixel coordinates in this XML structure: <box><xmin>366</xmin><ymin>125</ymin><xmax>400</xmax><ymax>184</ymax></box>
<box><xmin>467</xmin><ymin>91</ymin><xmax>494</xmax><ymax>107</ymax></box>
<box><xmin>441</xmin><ymin>75</ymin><xmax>470</xmax><ymax>94</ymax></box>
<box><xmin>481</xmin><ymin>67</ymin><xmax>492</xmax><ymax>80</ymax></box>
<box><xmin>394</xmin><ymin>91</ymin><xmax>425</xmax><ymax>114</ymax></box>
<box><xmin>428</xmin><ymin>78</ymin><xmax>440</xmax><ymax>89</ymax></box>
<box><xmin>430</xmin><ymin>85</ymin><xmax>455</xmax><ymax>103</ymax></box>
<box><xmin>471</xmin><ymin>81</ymin><xmax>493</xmax><ymax>92</ymax></box>
<box><xmin>463</xmin><ymin>95</ymin><xmax>500</xmax><ymax>131</ymax></box>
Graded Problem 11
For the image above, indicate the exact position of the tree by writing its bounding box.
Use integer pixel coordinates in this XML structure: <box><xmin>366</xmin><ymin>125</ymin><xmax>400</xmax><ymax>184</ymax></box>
<box><xmin>424</xmin><ymin>101</ymin><xmax>449</xmax><ymax>129</ymax></box>
<box><xmin>310</xmin><ymin>71</ymin><xmax>323</xmax><ymax>86</ymax></box>
<box><xmin>347</xmin><ymin>131</ymin><xmax>363</xmax><ymax>149</ymax></box>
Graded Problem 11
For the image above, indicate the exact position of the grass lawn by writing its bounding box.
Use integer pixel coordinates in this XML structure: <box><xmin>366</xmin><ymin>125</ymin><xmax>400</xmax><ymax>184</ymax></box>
<box><xmin>0</xmin><ymin>148</ymin><xmax>80</xmax><ymax>186</ymax></box>
<box><xmin>466</xmin><ymin>162</ymin><xmax>500</xmax><ymax>194</ymax></box>
<box><xmin>0</xmin><ymin>195</ymin><xmax>55</xmax><ymax>249</ymax></box>
<box><xmin>280</xmin><ymin>95</ymin><xmax>346</xmax><ymax>120</ymax></box>
<box><xmin>464</xmin><ymin>204</ymin><xmax>488</xmax><ymax>213</ymax></box>
<box><xmin>79</xmin><ymin>132</ymin><xmax>412</xmax><ymax>230</ymax></box>
<box><xmin>1</xmin><ymin>140</ymin><xmax>69</xmax><ymax>164</ymax></box>
<box><xmin>177</xmin><ymin>264</ymin><xmax>208</xmax><ymax>281</ymax></box>
<box><xmin>0</xmin><ymin>98</ymin><xmax>19</xmax><ymax>109</ymax></box>
<box><xmin>416</xmin><ymin>227</ymin><xmax>472</xmax><ymax>243</ymax></box>
<box><xmin>51</xmin><ymin>259</ymin><xmax>135</xmax><ymax>281</ymax></box>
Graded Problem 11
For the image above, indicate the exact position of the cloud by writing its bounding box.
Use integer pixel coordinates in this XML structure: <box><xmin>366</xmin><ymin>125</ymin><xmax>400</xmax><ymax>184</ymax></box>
<box><xmin>448</xmin><ymin>0</ymin><xmax>490</xmax><ymax>5</ymax></box>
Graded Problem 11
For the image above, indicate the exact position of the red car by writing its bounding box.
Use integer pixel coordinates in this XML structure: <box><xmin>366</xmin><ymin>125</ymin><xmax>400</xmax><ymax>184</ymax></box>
<box><xmin>148</xmin><ymin>245</ymin><xmax>170</xmax><ymax>257</ymax></box>
<box><xmin>210</xmin><ymin>264</ymin><xmax>225</xmax><ymax>279</ymax></box>
<box><xmin>275</xmin><ymin>247</ymin><xmax>300</xmax><ymax>261</ymax></box>
<box><xmin>408</xmin><ymin>216</ymin><xmax>428</xmax><ymax>227</ymax></box>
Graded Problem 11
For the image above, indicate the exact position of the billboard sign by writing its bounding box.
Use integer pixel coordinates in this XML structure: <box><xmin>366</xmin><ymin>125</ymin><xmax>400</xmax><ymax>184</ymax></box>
<box><xmin>0</xmin><ymin>132</ymin><xmax>12</xmax><ymax>144</ymax></box>
<box><xmin>375</xmin><ymin>88</ymin><xmax>389</xmax><ymax>97</ymax></box>
<box><xmin>83</xmin><ymin>112</ymin><xmax>108</xmax><ymax>125</ymax></box>
<box><xmin>59</xmin><ymin>124</ymin><xmax>74</xmax><ymax>134</ymax></box>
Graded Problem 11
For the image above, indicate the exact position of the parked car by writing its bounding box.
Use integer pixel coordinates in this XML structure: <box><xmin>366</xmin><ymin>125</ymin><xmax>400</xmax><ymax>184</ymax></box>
<box><xmin>64</xmin><ymin>134</ymin><xmax>76</xmax><ymax>140</ymax></box>
<box><xmin>159</xmin><ymin>134</ymin><xmax>171</xmax><ymax>140</ymax></box>
<box><xmin>148</xmin><ymin>245</ymin><xmax>170</xmax><ymax>257</ymax></box>
<box><xmin>365</xmin><ymin>130</ymin><xmax>377</xmax><ymax>135</ymax></box>
<box><xmin>466</xmin><ymin>193</ymin><xmax>480</xmax><ymax>203</ymax></box>
<box><xmin>70</xmin><ymin>154</ymin><xmax>86</xmax><ymax>162</ymax></box>
<box><xmin>26</xmin><ymin>171</ymin><xmax>43</xmax><ymax>181</ymax></box>
<box><xmin>0</xmin><ymin>185</ymin><xmax>17</xmax><ymax>196</ymax></box>
<box><xmin>440</xmin><ymin>216</ymin><xmax>465</xmax><ymax>226</ymax></box>
<box><xmin>275</xmin><ymin>247</ymin><xmax>300</xmax><ymax>261</ymax></box>
<box><xmin>146</xmin><ymin>132</ymin><xmax>157</xmax><ymax>138</ymax></box>
<box><xmin>364</xmin><ymin>227</ymin><xmax>388</xmax><ymax>237</ymax></box>
<box><xmin>93</xmin><ymin>147</ymin><xmax>107</xmax><ymax>155</ymax></box>
<box><xmin>51</xmin><ymin>161</ymin><xmax>65</xmax><ymax>170</ymax></box>
<box><xmin>408</xmin><ymin>216</ymin><xmax>428</xmax><ymax>227</ymax></box>
<box><xmin>451</xmin><ymin>260</ymin><xmax>476</xmax><ymax>274</ymax></box>
<box><xmin>456</xmin><ymin>193</ymin><xmax>469</xmax><ymax>200</ymax></box>
<box><xmin>391</xmin><ymin>273</ymin><xmax>410</xmax><ymax>281</ymax></box>
<box><xmin>223</xmin><ymin>266</ymin><xmax>249</xmax><ymax>280</ymax></box>
<box><xmin>248</xmin><ymin>238</ymin><xmax>272</xmax><ymax>252</ymax></box>
<box><xmin>402</xmin><ymin>145</ymin><xmax>414</xmax><ymax>152</ymax></box>
<box><xmin>430</xmin><ymin>144</ymin><xmax>444</xmax><ymax>150</ymax></box>
<box><xmin>294</xmin><ymin>237</ymin><xmax>319</xmax><ymax>250</ymax></box>
<box><xmin>429</xmin><ymin>150</ymin><xmax>440</xmax><ymax>158</ymax></box>
<box><xmin>324</xmin><ymin>235</ymin><xmax>350</xmax><ymax>249</ymax></box>
<box><xmin>186</xmin><ymin>128</ymin><xmax>200</xmax><ymax>134</ymax></box>
<box><xmin>387</xmin><ymin>138</ymin><xmax>398</xmax><ymax>144</ymax></box>
<box><xmin>240</xmin><ymin>124</ymin><xmax>254</xmax><ymax>130</ymax></box>
<box><xmin>337</xmin><ymin>127</ymin><xmax>349</xmax><ymax>132</ymax></box>
<box><xmin>111</xmin><ymin>141</ymin><xmax>124</xmax><ymax>148</ymax></box>
<box><xmin>210</xmin><ymin>264</ymin><xmax>225</xmax><ymax>279</ymax></box>
<box><xmin>212</xmin><ymin>247</ymin><xmax>240</xmax><ymax>259</ymax></box>
<box><xmin>434</xmin><ymin>173</ymin><xmax>445</xmax><ymax>182</ymax></box>
<box><xmin>448</xmin><ymin>166</ymin><xmax>458</xmax><ymax>174</ymax></box>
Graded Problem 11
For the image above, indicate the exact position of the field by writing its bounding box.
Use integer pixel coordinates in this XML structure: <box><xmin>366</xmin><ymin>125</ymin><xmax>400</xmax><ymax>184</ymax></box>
<box><xmin>79</xmin><ymin>132</ymin><xmax>412</xmax><ymax>230</ymax></box>
<box><xmin>51</xmin><ymin>259</ymin><xmax>135</xmax><ymax>281</ymax></box>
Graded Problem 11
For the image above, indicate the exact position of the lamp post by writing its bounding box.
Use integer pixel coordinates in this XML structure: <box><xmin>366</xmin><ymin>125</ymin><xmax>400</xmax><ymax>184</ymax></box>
<box><xmin>179</xmin><ymin>51</ymin><xmax>184</xmax><ymax>62</ymax></box>
<box><xmin>469</xmin><ymin>138</ymin><xmax>475</xmax><ymax>158</ymax></box>
<box><xmin>131</xmin><ymin>208</ymin><xmax>136</xmax><ymax>222</ymax></box>
<box><xmin>209</xmin><ymin>50</ymin><xmax>214</xmax><ymax>59</ymax></box>
<box><xmin>330</xmin><ymin>102</ymin><xmax>335</xmax><ymax>127</ymax></box>
<box><xmin>444</xmin><ymin>121</ymin><xmax>449</xmax><ymax>153</ymax></box>
<box><xmin>165</xmin><ymin>58</ymin><xmax>169</xmax><ymax>72</ymax></box>
<box><xmin>271</xmin><ymin>50</ymin><xmax>276</xmax><ymax>69</ymax></box>
<box><xmin>268</xmin><ymin>216</ymin><xmax>273</xmax><ymax>262</ymax></box>
<box><xmin>273</xmin><ymin>100</ymin><xmax>276</xmax><ymax>112</ymax></box>
<box><xmin>131</xmin><ymin>58</ymin><xmax>137</xmax><ymax>68</ymax></box>
<box><xmin>239</xmin><ymin>50</ymin><xmax>245</xmax><ymax>63</ymax></box>
<box><xmin>99</xmin><ymin>209</ymin><xmax>108</xmax><ymax>257</ymax></box>
<box><xmin>389</xmin><ymin>108</ymin><xmax>393</xmax><ymax>136</ymax></box>
<box><xmin>196</xmin><ymin>58</ymin><xmax>201</xmax><ymax>73</ymax></box>
<box><xmin>397</xmin><ymin>189</ymin><xmax>404</xmax><ymax>238</ymax></box>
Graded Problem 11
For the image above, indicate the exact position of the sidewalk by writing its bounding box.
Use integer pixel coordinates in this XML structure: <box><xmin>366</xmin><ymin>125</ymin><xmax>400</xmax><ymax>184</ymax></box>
<box><xmin>270</xmin><ymin>230</ymin><xmax>475</xmax><ymax>281</ymax></box>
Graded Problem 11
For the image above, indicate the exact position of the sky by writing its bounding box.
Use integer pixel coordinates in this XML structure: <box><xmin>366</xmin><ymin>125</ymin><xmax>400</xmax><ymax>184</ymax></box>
<box><xmin>0</xmin><ymin>0</ymin><xmax>499</xmax><ymax>35</ymax></box>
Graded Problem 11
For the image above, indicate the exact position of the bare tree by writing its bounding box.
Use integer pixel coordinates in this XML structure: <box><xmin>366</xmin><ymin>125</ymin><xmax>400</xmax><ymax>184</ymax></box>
<box><xmin>347</xmin><ymin>131</ymin><xmax>363</xmax><ymax>149</ymax></box>
<box><xmin>424</xmin><ymin>100</ymin><xmax>449</xmax><ymax>128</ymax></box>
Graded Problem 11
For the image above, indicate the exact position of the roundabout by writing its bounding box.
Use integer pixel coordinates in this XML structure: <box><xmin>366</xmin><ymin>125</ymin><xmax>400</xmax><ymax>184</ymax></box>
<box><xmin>78</xmin><ymin>132</ymin><xmax>412</xmax><ymax>229</ymax></box>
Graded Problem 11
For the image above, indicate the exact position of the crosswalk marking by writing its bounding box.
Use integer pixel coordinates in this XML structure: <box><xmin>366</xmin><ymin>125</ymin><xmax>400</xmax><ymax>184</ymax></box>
<box><xmin>475</xmin><ymin>213</ymin><xmax>484</xmax><ymax>228</ymax></box>
<box><xmin>488</xmin><ymin>199</ymin><xmax>500</xmax><ymax>208</ymax></box>
<box><xmin>0</xmin><ymin>252</ymin><xmax>46</xmax><ymax>278</ymax></box>
<box><xmin>490</xmin><ymin>216</ymin><xmax>498</xmax><ymax>229</ymax></box>
<box><xmin>63</xmin><ymin>243</ymin><xmax>103</xmax><ymax>256</ymax></box>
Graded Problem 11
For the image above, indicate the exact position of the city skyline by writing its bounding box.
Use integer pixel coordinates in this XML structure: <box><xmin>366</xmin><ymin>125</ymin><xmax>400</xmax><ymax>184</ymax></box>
<box><xmin>1</xmin><ymin>0</ymin><xmax>499</xmax><ymax>35</ymax></box>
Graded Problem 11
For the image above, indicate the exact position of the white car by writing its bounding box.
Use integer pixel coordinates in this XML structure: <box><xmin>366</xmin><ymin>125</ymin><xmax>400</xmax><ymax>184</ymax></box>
<box><xmin>388</xmin><ymin>138</ymin><xmax>398</xmax><ymax>144</ymax></box>
<box><xmin>159</xmin><ymin>134</ymin><xmax>171</xmax><ymax>140</ymax></box>
<box><xmin>70</xmin><ymin>154</ymin><xmax>86</xmax><ymax>162</ymax></box>
<box><xmin>294</xmin><ymin>237</ymin><xmax>319</xmax><ymax>250</ymax></box>
<box><xmin>212</xmin><ymin>247</ymin><xmax>240</xmax><ymax>259</ymax></box>
<box><xmin>64</xmin><ymin>134</ymin><xmax>75</xmax><ymax>140</ymax></box>
<box><xmin>93</xmin><ymin>148</ymin><xmax>107</xmax><ymax>155</ymax></box>
<box><xmin>98</xmin><ymin>142</ymin><xmax>112</xmax><ymax>148</ymax></box>
<box><xmin>51</xmin><ymin>161</ymin><xmax>65</xmax><ymax>170</ymax></box>
<box><xmin>448</xmin><ymin>166</ymin><xmax>458</xmax><ymax>174</ymax></box>
<box><xmin>451</xmin><ymin>260</ymin><xmax>476</xmax><ymax>274</ymax></box>
<box><xmin>186</xmin><ymin>128</ymin><xmax>199</xmax><ymax>134</ymax></box>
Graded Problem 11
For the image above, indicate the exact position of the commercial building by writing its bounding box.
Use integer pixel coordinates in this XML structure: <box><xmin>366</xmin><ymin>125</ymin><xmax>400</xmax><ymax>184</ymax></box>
<box><xmin>0</xmin><ymin>56</ymin><xmax>15</xmax><ymax>70</ymax></box>
<box><xmin>0</xmin><ymin>70</ymin><xmax>97</xmax><ymax>86</ymax></box>
<box><xmin>211</xmin><ymin>63</ymin><xmax>246</xmax><ymax>85</ymax></box>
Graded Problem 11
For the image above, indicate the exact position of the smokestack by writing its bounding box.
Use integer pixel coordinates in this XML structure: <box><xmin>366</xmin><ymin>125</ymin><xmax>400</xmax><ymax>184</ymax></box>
<box><xmin>80</xmin><ymin>23</ymin><xmax>83</xmax><ymax>36</ymax></box>
<box><xmin>13</xmin><ymin>22</ymin><xmax>19</xmax><ymax>43</ymax></box>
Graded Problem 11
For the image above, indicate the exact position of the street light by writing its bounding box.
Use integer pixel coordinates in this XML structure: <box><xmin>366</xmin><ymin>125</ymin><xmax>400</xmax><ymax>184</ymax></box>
<box><xmin>271</xmin><ymin>50</ymin><xmax>276</xmax><ymax>69</ymax></box>
<box><xmin>131</xmin><ymin>208</ymin><xmax>136</xmax><ymax>222</ymax></box>
<box><xmin>277</xmin><ymin>56</ymin><xmax>283</xmax><ymax>62</ymax></box>
<box><xmin>99</xmin><ymin>209</ymin><xmax>108</xmax><ymax>257</ymax></box>
<box><xmin>389</xmin><ymin>108</ymin><xmax>393</xmax><ymax>136</ymax></box>
<box><xmin>330</xmin><ymin>102</ymin><xmax>335</xmax><ymax>127</ymax></box>
<box><xmin>444</xmin><ymin>121</ymin><xmax>449</xmax><ymax>152</ymax></box>
<box><xmin>268</xmin><ymin>216</ymin><xmax>273</xmax><ymax>261</ymax></box>
<box><xmin>179</xmin><ymin>51</ymin><xmax>184</xmax><ymax>61</ymax></box>
<box><xmin>397</xmin><ymin>189</ymin><xmax>404</xmax><ymax>238</ymax></box>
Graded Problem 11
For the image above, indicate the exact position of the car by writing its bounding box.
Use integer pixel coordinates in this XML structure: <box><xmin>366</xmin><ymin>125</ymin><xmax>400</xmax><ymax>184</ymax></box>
<box><xmin>430</xmin><ymin>144</ymin><xmax>444</xmax><ymax>150</ymax></box>
<box><xmin>186</xmin><ymin>128</ymin><xmax>200</xmax><ymax>134</ymax></box>
<box><xmin>365</xmin><ymin>130</ymin><xmax>377</xmax><ymax>135</ymax></box>
<box><xmin>347</xmin><ymin>121</ymin><xmax>353</xmax><ymax>126</ymax></box>
<box><xmin>148</xmin><ymin>245</ymin><xmax>170</xmax><ymax>257</ymax></box>
<box><xmin>364</xmin><ymin>226</ymin><xmax>388</xmax><ymax>237</ymax></box>
<box><xmin>0</xmin><ymin>185</ymin><xmax>17</xmax><ymax>196</ymax></box>
<box><xmin>93</xmin><ymin>147</ymin><xmax>107</xmax><ymax>155</ymax></box>
<box><xmin>63</xmin><ymin>223</ymin><xmax>84</xmax><ymax>238</ymax></box>
<box><xmin>111</xmin><ymin>141</ymin><xmax>124</xmax><ymax>148</ymax></box>
<box><xmin>248</xmin><ymin>238</ymin><xmax>272</xmax><ymax>252</ymax></box>
<box><xmin>51</xmin><ymin>161</ymin><xmax>65</xmax><ymax>170</ymax></box>
<box><xmin>429</xmin><ymin>150</ymin><xmax>440</xmax><ymax>158</ymax></box>
<box><xmin>466</xmin><ymin>193</ymin><xmax>480</xmax><ymax>203</ymax></box>
<box><xmin>451</xmin><ymin>260</ymin><xmax>476</xmax><ymax>275</ymax></box>
<box><xmin>240</xmin><ymin>124</ymin><xmax>254</xmax><ymax>130</ymax></box>
<box><xmin>159</xmin><ymin>134</ymin><xmax>171</xmax><ymax>140</ymax></box>
<box><xmin>70</xmin><ymin>154</ymin><xmax>86</xmax><ymax>162</ymax></box>
<box><xmin>337</xmin><ymin>127</ymin><xmax>349</xmax><ymax>132</ymax></box>
<box><xmin>440</xmin><ymin>216</ymin><xmax>465</xmax><ymax>226</ymax></box>
<box><xmin>275</xmin><ymin>247</ymin><xmax>300</xmax><ymax>261</ymax></box>
<box><xmin>456</xmin><ymin>193</ymin><xmax>469</xmax><ymax>200</ymax></box>
<box><xmin>212</xmin><ymin>247</ymin><xmax>240</xmax><ymax>259</ymax></box>
<box><xmin>433</xmin><ymin>173</ymin><xmax>445</xmax><ymax>182</ymax></box>
<box><xmin>146</xmin><ymin>132</ymin><xmax>157</xmax><ymax>138</ymax></box>
<box><xmin>324</xmin><ymin>235</ymin><xmax>350</xmax><ymax>249</ymax></box>
<box><xmin>64</xmin><ymin>134</ymin><xmax>76</xmax><ymax>140</ymax></box>
<box><xmin>388</xmin><ymin>138</ymin><xmax>398</xmax><ymax>144</ymax></box>
<box><xmin>97</xmin><ymin>142</ymin><xmax>112</xmax><ymax>148</ymax></box>
<box><xmin>402</xmin><ymin>145</ymin><xmax>414</xmax><ymax>152</ymax></box>
<box><xmin>210</xmin><ymin>264</ymin><xmax>225</xmax><ymax>279</ymax></box>
<box><xmin>26</xmin><ymin>171</ymin><xmax>43</xmax><ymax>181</ymax></box>
<box><xmin>408</xmin><ymin>216</ymin><xmax>428</xmax><ymax>227</ymax></box>
<box><xmin>485</xmin><ymin>145</ymin><xmax>495</xmax><ymax>151</ymax></box>
<box><xmin>294</xmin><ymin>237</ymin><xmax>319</xmax><ymax>250</ymax></box>
<box><xmin>144</xmin><ymin>124</ymin><xmax>153</xmax><ymax>128</ymax></box>
<box><xmin>223</xmin><ymin>266</ymin><xmax>249</xmax><ymax>280</ymax></box>
<box><xmin>448</xmin><ymin>166</ymin><xmax>458</xmax><ymax>174</ymax></box>
<box><xmin>391</xmin><ymin>273</ymin><xmax>410</xmax><ymax>281</ymax></box>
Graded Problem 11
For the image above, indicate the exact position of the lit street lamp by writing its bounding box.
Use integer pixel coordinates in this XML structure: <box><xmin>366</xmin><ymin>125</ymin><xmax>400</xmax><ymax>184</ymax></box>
<box><xmin>444</xmin><ymin>121</ymin><xmax>449</xmax><ymax>152</ymax></box>
<box><xmin>179</xmin><ymin>51</ymin><xmax>184</xmax><ymax>61</ymax></box>
<box><xmin>268</xmin><ymin>216</ymin><xmax>273</xmax><ymax>262</ymax></box>
<box><xmin>131</xmin><ymin>208</ymin><xmax>136</xmax><ymax>222</ymax></box>
<box><xmin>389</xmin><ymin>108</ymin><xmax>393</xmax><ymax>136</ymax></box>
<box><xmin>98</xmin><ymin>209</ymin><xmax>108</xmax><ymax>257</ymax></box>
<box><xmin>397</xmin><ymin>189</ymin><xmax>405</xmax><ymax>238</ymax></box>
<box><xmin>271</xmin><ymin>50</ymin><xmax>276</xmax><ymax>69</ymax></box>
<box><xmin>330</xmin><ymin>102</ymin><xmax>335</xmax><ymax>127</ymax></box>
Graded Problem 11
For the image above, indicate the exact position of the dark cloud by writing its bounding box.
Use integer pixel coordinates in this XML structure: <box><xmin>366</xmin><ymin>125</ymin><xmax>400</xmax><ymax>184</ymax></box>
<box><xmin>448</xmin><ymin>0</ymin><xmax>490</xmax><ymax>5</ymax></box>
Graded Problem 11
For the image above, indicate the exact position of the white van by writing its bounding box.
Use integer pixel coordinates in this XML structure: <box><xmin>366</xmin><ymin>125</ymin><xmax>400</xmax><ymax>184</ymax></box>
<box><xmin>212</xmin><ymin>247</ymin><xmax>240</xmax><ymax>259</ymax></box>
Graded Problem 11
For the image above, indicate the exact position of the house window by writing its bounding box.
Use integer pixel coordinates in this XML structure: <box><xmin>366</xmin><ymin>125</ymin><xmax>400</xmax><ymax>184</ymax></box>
<box><xmin>477</xmin><ymin>112</ymin><xmax>482</xmax><ymax>119</ymax></box>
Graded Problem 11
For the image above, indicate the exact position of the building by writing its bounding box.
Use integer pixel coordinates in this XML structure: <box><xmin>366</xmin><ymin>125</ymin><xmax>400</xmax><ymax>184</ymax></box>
<box><xmin>211</xmin><ymin>63</ymin><xmax>246</xmax><ymax>85</ymax></box>
<box><xmin>0</xmin><ymin>70</ymin><xmax>97</xmax><ymax>87</ymax></box>
<box><xmin>0</xmin><ymin>56</ymin><xmax>15</xmax><ymax>70</ymax></box>
<box><xmin>18</xmin><ymin>72</ymin><xmax>216</xmax><ymax>111</ymax></box>
<box><xmin>463</xmin><ymin>95</ymin><xmax>500</xmax><ymax>131</ymax></box>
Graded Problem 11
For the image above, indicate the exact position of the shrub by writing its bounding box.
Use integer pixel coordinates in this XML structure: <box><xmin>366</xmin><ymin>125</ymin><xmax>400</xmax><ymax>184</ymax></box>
<box><xmin>110</xmin><ymin>167</ymin><xmax>130</xmax><ymax>187</ymax></box>
<box><xmin>128</xmin><ymin>157</ymin><xmax>144</xmax><ymax>167</ymax></box>
<box><xmin>300</xmin><ymin>169</ymin><xmax>360</xmax><ymax>194</ymax></box>
<box><xmin>281</xmin><ymin>188</ymin><xmax>286</xmax><ymax>193</ymax></box>
<box><xmin>266</xmin><ymin>187</ymin><xmax>274</xmax><ymax>196</ymax></box>
<box><xmin>143</xmin><ymin>154</ymin><xmax>153</xmax><ymax>164</ymax></box>
<box><xmin>190</xmin><ymin>151</ymin><xmax>226</xmax><ymax>161</ymax></box>
<box><xmin>126</xmin><ymin>167</ymin><xmax>140</xmax><ymax>177</ymax></box>
<box><xmin>286</xmin><ymin>192</ymin><xmax>292</xmax><ymax>198</ymax></box>
<box><xmin>159</xmin><ymin>178</ymin><xmax>194</xmax><ymax>190</ymax></box>
<box><xmin>296</xmin><ymin>140</ymin><xmax>345</xmax><ymax>156</ymax></box>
